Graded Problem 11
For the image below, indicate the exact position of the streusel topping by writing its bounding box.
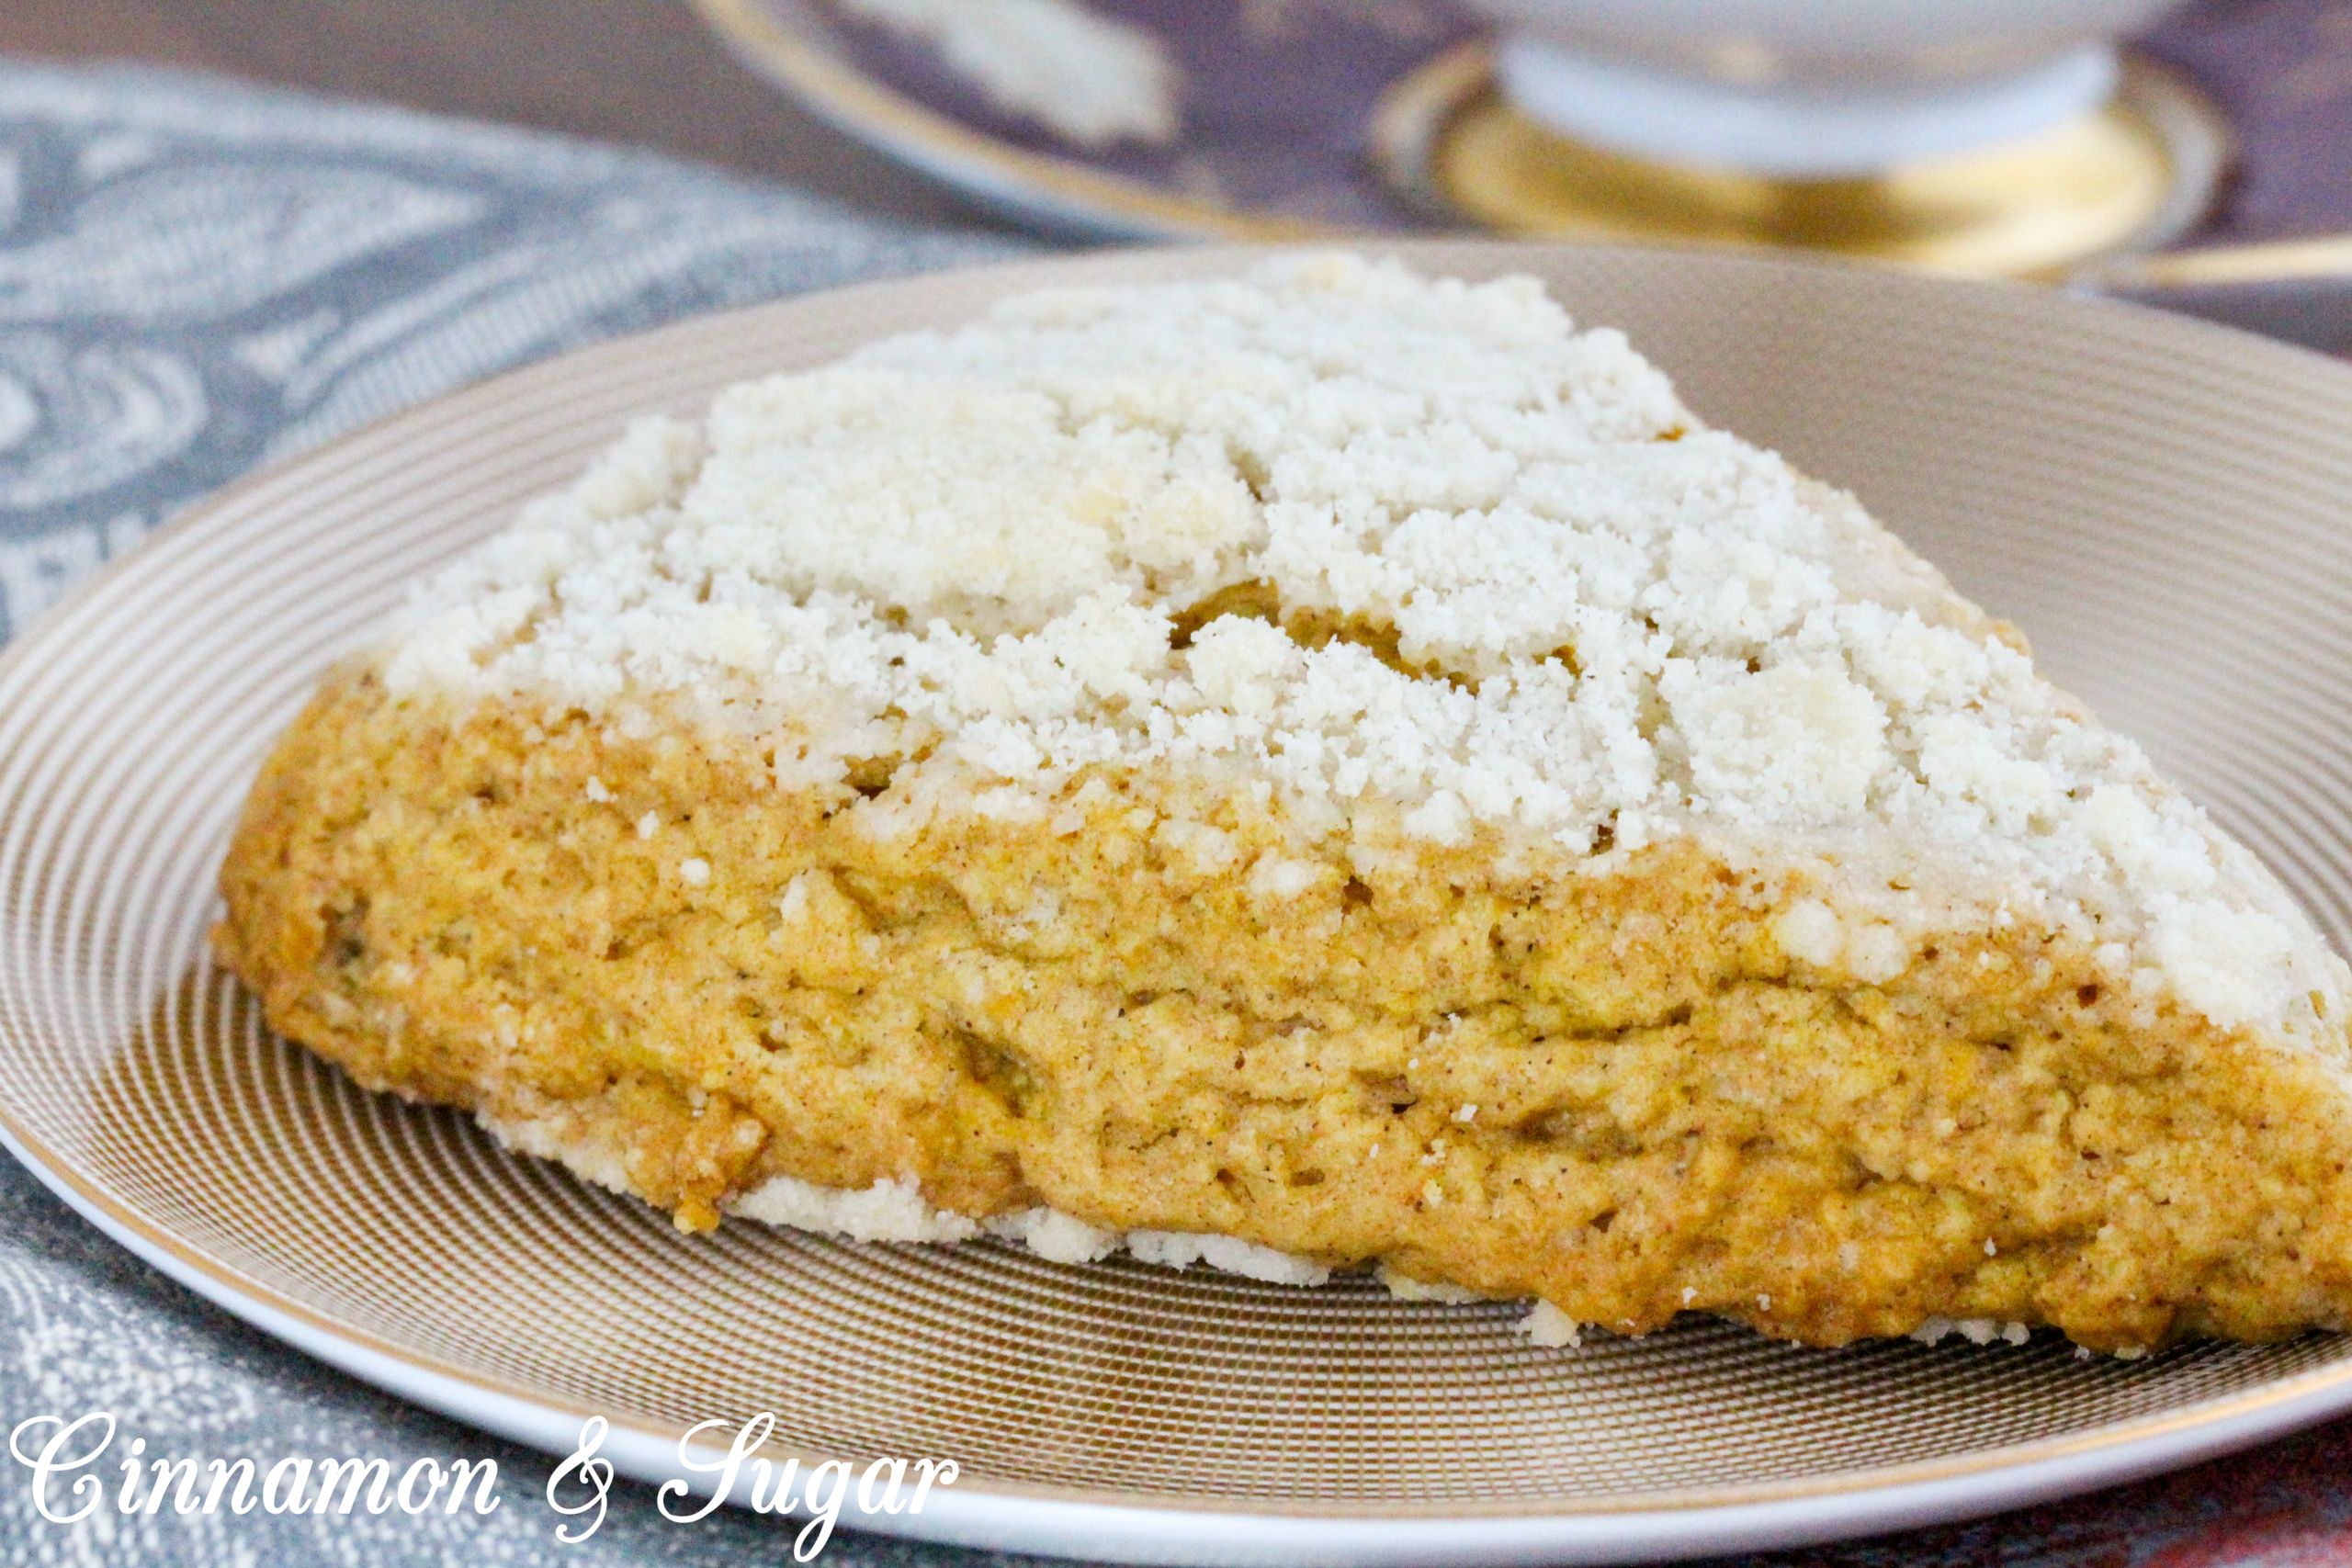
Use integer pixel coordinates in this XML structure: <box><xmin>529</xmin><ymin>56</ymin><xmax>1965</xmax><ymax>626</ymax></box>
<box><xmin>381</xmin><ymin>254</ymin><xmax>2346</xmax><ymax>1037</ymax></box>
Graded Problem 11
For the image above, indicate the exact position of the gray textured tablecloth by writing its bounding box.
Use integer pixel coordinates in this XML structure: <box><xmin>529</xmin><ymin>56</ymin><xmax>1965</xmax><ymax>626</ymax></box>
<box><xmin>6</xmin><ymin>56</ymin><xmax>2352</xmax><ymax>1568</ymax></box>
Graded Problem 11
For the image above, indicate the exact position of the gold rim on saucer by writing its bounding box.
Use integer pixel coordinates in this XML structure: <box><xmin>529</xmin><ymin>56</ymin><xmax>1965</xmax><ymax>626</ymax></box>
<box><xmin>1374</xmin><ymin>43</ymin><xmax>2231</xmax><ymax>278</ymax></box>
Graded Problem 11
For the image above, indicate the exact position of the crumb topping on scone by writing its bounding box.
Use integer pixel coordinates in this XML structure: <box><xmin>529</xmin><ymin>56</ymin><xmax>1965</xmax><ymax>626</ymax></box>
<box><xmin>379</xmin><ymin>254</ymin><xmax>2346</xmax><ymax>1039</ymax></box>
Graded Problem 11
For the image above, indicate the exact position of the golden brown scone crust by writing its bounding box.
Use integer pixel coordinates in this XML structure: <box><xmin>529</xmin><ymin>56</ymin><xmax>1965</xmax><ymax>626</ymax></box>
<box><xmin>215</xmin><ymin>664</ymin><xmax>2352</xmax><ymax>1352</ymax></box>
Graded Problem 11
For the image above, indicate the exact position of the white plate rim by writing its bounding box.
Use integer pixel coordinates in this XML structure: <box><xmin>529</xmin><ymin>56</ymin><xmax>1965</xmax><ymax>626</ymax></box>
<box><xmin>11</xmin><ymin>1112</ymin><xmax>2352</xmax><ymax>1564</ymax></box>
<box><xmin>6</xmin><ymin>242</ymin><xmax>2352</xmax><ymax>1563</ymax></box>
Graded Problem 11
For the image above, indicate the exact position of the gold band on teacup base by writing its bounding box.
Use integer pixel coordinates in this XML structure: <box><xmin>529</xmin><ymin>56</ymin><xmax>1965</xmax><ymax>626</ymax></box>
<box><xmin>1375</xmin><ymin>44</ymin><xmax>2230</xmax><ymax>279</ymax></box>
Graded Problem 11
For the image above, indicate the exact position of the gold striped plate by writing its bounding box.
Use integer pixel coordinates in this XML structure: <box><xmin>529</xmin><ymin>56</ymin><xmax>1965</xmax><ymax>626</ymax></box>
<box><xmin>5</xmin><ymin>244</ymin><xmax>2352</xmax><ymax>1564</ymax></box>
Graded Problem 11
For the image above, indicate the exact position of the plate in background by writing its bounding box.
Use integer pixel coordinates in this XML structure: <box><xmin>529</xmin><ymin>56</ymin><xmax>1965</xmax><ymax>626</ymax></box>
<box><xmin>690</xmin><ymin>0</ymin><xmax>2352</xmax><ymax>254</ymax></box>
<box><xmin>4</xmin><ymin>243</ymin><xmax>2352</xmax><ymax>1565</ymax></box>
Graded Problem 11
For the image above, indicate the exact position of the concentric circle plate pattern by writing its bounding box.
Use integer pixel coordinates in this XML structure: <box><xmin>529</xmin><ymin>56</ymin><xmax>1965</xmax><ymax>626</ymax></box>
<box><xmin>5</xmin><ymin>244</ymin><xmax>2352</xmax><ymax>1566</ymax></box>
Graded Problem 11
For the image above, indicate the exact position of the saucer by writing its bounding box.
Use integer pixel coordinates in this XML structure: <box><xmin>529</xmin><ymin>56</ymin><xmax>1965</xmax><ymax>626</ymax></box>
<box><xmin>694</xmin><ymin>0</ymin><xmax>2352</xmax><ymax>282</ymax></box>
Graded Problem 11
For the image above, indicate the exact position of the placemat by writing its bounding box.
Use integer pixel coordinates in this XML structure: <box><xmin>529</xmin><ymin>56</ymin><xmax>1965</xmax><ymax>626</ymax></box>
<box><xmin>2</xmin><ymin>57</ymin><xmax>2349</xmax><ymax>1568</ymax></box>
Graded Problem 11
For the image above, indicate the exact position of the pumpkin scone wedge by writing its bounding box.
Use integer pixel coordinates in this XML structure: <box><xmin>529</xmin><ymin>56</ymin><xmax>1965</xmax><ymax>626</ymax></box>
<box><xmin>216</xmin><ymin>255</ymin><xmax>2352</xmax><ymax>1355</ymax></box>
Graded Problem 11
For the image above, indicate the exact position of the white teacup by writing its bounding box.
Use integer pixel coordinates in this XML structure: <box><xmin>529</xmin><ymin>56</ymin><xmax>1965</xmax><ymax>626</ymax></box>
<box><xmin>1462</xmin><ymin>0</ymin><xmax>2190</xmax><ymax>175</ymax></box>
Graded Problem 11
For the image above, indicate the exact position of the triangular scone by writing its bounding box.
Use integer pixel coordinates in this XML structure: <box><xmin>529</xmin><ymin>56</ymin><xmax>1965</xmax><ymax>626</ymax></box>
<box><xmin>215</xmin><ymin>254</ymin><xmax>2352</xmax><ymax>1353</ymax></box>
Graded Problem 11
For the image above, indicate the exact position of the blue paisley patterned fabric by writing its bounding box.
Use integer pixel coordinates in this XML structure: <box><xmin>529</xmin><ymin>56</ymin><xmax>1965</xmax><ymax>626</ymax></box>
<box><xmin>6</xmin><ymin>56</ymin><xmax>2352</xmax><ymax>1568</ymax></box>
<box><xmin>0</xmin><ymin>62</ymin><xmax>1018</xmax><ymax>647</ymax></box>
